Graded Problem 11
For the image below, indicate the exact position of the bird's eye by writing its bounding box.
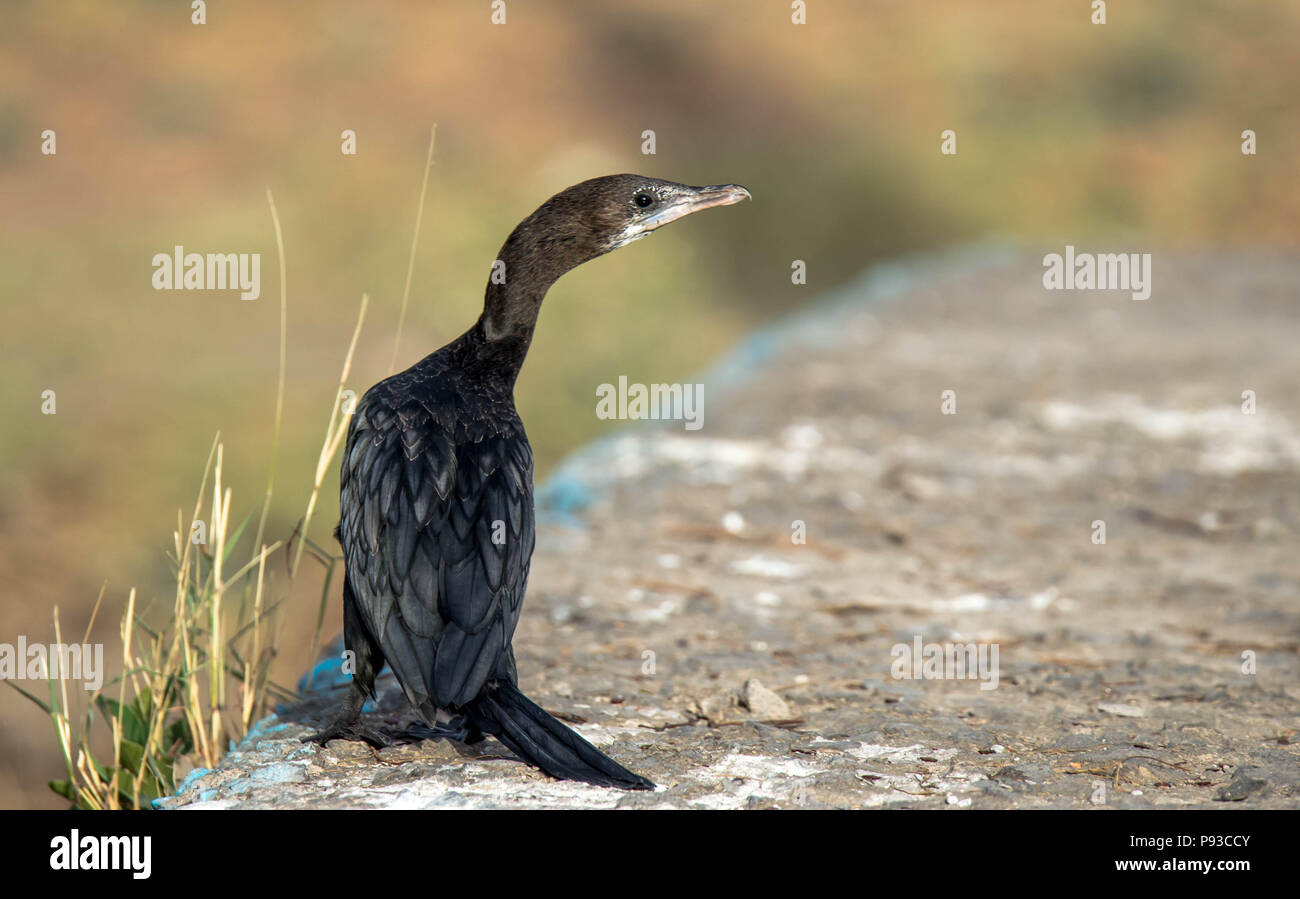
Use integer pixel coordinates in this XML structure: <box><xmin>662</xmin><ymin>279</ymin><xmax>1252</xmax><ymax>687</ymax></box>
<box><xmin>634</xmin><ymin>192</ymin><xmax>653</xmax><ymax>208</ymax></box>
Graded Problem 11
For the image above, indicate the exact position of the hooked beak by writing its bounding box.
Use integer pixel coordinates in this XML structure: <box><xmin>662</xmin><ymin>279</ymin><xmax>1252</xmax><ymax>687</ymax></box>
<box><xmin>642</xmin><ymin>183</ymin><xmax>752</xmax><ymax>232</ymax></box>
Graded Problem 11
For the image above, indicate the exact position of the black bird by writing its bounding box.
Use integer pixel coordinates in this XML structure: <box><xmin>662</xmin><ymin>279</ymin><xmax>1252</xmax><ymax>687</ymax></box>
<box><xmin>307</xmin><ymin>174</ymin><xmax>751</xmax><ymax>789</ymax></box>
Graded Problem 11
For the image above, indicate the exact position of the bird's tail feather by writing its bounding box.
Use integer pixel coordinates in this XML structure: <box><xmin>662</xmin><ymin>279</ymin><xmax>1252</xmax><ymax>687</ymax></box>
<box><xmin>464</xmin><ymin>682</ymin><xmax>654</xmax><ymax>790</ymax></box>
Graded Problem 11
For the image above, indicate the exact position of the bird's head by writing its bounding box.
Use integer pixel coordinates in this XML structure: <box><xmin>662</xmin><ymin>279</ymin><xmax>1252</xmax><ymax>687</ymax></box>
<box><xmin>591</xmin><ymin>174</ymin><xmax>752</xmax><ymax>252</ymax></box>
<box><xmin>509</xmin><ymin>174</ymin><xmax>751</xmax><ymax>274</ymax></box>
<box><xmin>481</xmin><ymin>174</ymin><xmax>750</xmax><ymax>344</ymax></box>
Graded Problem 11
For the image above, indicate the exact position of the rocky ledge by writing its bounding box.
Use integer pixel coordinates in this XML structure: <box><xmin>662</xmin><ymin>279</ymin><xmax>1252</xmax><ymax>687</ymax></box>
<box><xmin>160</xmin><ymin>247</ymin><xmax>1300</xmax><ymax>809</ymax></box>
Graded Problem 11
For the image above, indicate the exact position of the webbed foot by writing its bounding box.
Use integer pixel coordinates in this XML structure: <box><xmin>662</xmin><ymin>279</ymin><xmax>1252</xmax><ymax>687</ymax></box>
<box><xmin>300</xmin><ymin>686</ymin><xmax>392</xmax><ymax>748</ymax></box>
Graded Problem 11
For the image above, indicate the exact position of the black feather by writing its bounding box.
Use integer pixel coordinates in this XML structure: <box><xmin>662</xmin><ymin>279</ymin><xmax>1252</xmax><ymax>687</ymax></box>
<box><xmin>330</xmin><ymin>174</ymin><xmax>747</xmax><ymax>790</ymax></box>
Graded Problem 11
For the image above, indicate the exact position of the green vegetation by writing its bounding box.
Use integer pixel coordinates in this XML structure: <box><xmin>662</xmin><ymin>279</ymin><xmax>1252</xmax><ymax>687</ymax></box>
<box><xmin>10</xmin><ymin>192</ymin><xmax>371</xmax><ymax>807</ymax></box>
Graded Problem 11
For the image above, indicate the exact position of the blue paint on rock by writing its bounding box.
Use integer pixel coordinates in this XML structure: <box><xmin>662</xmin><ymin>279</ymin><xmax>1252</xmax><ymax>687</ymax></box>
<box><xmin>250</xmin><ymin>763</ymin><xmax>307</xmax><ymax>784</ymax></box>
<box><xmin>176</xmin><ymin>766</ymin><xmax>211</xmax><ymax>794</ymax></box>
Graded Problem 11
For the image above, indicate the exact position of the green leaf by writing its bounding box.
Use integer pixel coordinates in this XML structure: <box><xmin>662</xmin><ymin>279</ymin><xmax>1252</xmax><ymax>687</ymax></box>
<box><xmin>95</xmin><ymin>696</ymin><xmax>148</xmax><ymax>747</ymax></box>
<box><xmin>88</xmin><ymin>753</ymin><xmax>113</xmax><ymax>784</ymax></box>
<box><xmin>136</xmin><ymin>685</ymin><xmax>154</xmax><ymax>720</ymax></box>
<box><xmin>118</xmin><ymin>739</ymin><xmax>145</xmax><ymax>776</ymax></box>
<box><xmin>136</xmin><ymin>779</ymin><xmax>159</xmax><ymax>804</ymax></box>
<box><xmin>164</xmin><ymin>716</ymin><xmax>194</xmax><ymax>755</ymax></box>
<box><xmin>6</xmin><ymin>680</ymin><xmax>52</xmax><ymax>714</ymax></box>
<box><xmin>95</xmin><ymin>694</ymin><xmax>120</xmax><ymax>721</ymax></box>
<box><xmin>120</xmin><ymin>702</ymin><xmax>149</xmax><ymax>745</ymax></box>
<box><xmin>154</xmin><ymin>756</ymin><xmax>175</xmax><ymax>790</ymax></box>
<box><xmin>223</xmin><ymin>511</ymin><xmax>254</xmax><ymax>564</ymax></box>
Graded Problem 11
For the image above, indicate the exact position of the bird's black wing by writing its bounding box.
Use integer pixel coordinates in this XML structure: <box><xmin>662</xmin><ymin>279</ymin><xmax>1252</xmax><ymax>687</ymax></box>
<box><xmin>338</xmin><ymin>378</ymin><xmax>535</xmax><ymax>718</ymax></box>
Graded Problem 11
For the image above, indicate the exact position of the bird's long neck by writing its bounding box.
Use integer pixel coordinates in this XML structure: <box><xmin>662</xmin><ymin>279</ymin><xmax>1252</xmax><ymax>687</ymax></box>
<box><xmin>478</xmin><ymin>273</ymin><xmax>551</xmax><ymax>352</ymax></box>
<box><xmin>474</xmin><ymin>214</ymin><xmax>589</xmax><ymax>381</ymax></box>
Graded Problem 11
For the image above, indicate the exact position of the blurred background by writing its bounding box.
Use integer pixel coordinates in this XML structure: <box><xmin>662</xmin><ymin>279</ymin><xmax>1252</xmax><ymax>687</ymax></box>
<box><xmin>1</xmin><ymin>0</ymin><xmax>1297</xmax><ymax>807</ymax></box>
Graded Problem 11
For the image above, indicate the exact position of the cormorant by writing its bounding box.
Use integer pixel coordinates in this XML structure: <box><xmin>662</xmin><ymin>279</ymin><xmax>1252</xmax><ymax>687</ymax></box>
<box><xmin>307</xmin><ymin>174</ymin><xmax>751</xmax><ymax>789</ymax></box>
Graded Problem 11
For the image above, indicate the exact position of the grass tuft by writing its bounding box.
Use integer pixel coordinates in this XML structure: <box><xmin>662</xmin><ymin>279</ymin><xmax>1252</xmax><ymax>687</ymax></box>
<box><xmin>12</xmin><ymin>127</ymin><xmax>436</xmax><ymax>808</ymax></box>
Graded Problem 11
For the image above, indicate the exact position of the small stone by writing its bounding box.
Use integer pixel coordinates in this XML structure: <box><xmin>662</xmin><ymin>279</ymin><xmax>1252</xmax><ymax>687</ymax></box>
<box><xmin>741</xmin><ymin>679</ymin><xmax>792</xmax><ymax>720</ymax></box>
<box><xmin>698</xmin><ymin>693</ymin><xmax>739</xmax><ymax>724</ymax></box>
<box><xmin>1216</xmin><ymin>766</ymin><xmax>1267</xmax><ymax>802</ymax></box>
<box><xmin>1098</xmin><ymin>702</ymin><xmax>1145</xmax><ymax>718</ymax></box>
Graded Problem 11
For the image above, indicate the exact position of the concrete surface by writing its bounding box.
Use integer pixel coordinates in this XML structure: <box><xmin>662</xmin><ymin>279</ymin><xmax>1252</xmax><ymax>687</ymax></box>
<box><xmin>160</xmin><ymin>247</ymin><xmax>1300</xmax><ymax>809</ymax></box>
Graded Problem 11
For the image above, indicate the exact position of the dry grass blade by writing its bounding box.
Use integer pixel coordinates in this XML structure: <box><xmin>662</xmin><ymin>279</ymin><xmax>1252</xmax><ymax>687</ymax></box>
<box><xmin>17</xmin><ymin>141</ymin><xmax>417</xmax><ymax>809</ymax></box>
<box><xmin>291</xmin><ymin>292</ymin><xmax>370</xmax><ymax>581</ymax></box>
<box><xmin>388</xmin><ymin>124</ymin><xmax>437</xmax><ymax>373</ymax></box>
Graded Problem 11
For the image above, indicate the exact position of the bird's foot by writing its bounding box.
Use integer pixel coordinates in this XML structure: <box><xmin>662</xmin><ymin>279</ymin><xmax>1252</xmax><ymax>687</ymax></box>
<box><xmin>390</xmin><ymin>716</ymin><xmax>484</xmax><ymax>746</ymax></box>
<box><xmin>301</xmin><ymin>718</ymin><xmax>394</xmax><ymax>749</ymax></box>
<box><xmin>301</xmin><ymin>686</ymin><xmax>394</xmax><ymax>748</ymax></box>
